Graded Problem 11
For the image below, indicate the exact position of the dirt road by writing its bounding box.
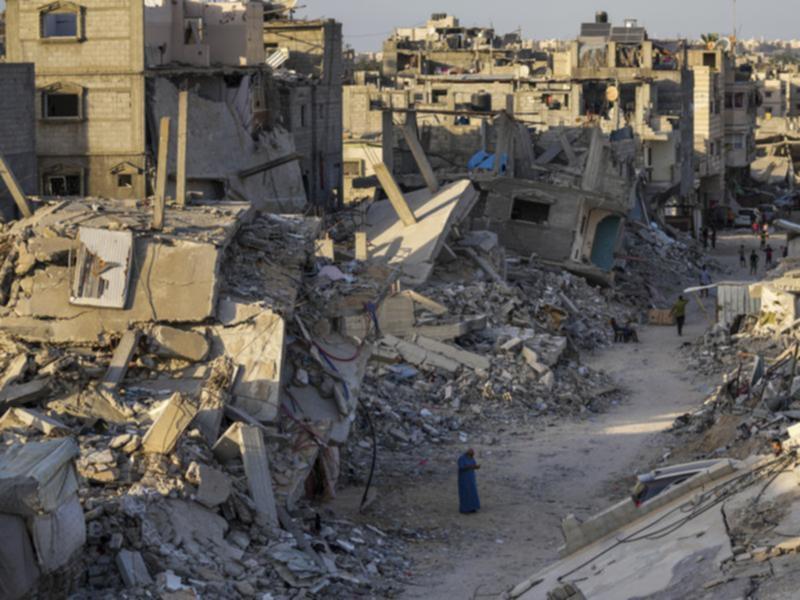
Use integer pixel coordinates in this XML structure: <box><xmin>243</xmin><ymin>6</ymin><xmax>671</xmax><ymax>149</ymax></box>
<box><xmin>331</xmin><ymin>230</ymin><xmax>781</xmax><ymax>599</ymax></box>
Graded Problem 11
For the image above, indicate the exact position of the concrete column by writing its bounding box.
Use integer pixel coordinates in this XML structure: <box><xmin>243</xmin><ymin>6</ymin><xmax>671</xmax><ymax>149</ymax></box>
<box><xmin>372</xmin><ymin>162</ymin><xmax>417</xmax><ymax>226</ymax></box>
<box><xmin>153</xmin><ymin>116</ymin><xmax>170</xmax><ymax>231</ymax></box>
<box><xmin>0</xmin><ymin>154</ymin><xmax>32</xmax><ymax>218</ymax></box>
<box><xmin>401</xmin><ymin>113</ymin><xmax>439</xmax><ymax>193</ymax></box>
<box><xmin>381</xmin><ymin>110</ymin><xmax>395</xmax><ymax>173</ymax></box>
<box><xmin>355</xmin><ymin>231</ymin><xmax>368</xmax><ymax>261</ymax></box>
<box><xmin>176</xmin><ymin>89</ymin><xmax>188</xmax><ymax>207</ymax></box>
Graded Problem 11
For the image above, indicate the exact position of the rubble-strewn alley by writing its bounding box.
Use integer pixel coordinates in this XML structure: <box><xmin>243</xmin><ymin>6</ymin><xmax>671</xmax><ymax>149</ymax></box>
<box><xmin>3</xmin><ymin>3</ymin><xmax>800</xmax><ymax>600</ymax></box>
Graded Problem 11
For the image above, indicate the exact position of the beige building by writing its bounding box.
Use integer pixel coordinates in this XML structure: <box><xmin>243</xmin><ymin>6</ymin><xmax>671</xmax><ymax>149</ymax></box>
<box><xmin>5</xmin><ymin>0</ymin><xmax>305</xmax><ymax>208</ymax></box>
<box><xmin>6</xmin><ymin>0</ymin><xmax>147</xmax><ymax>197</ymax></box>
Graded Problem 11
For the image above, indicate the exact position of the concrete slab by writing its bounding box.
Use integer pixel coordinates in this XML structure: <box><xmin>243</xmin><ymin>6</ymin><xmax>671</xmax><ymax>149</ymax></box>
<box><xmin>240</xmin><ymin>424</ymin><xmax>278</xmax><ymax>527</ymax></box>
<box><xmin>142</xmin><ymin>393</ymin><xmax>198</xmax><ymax>454</ymax></box>
<box><xmin>365</xmin><ymin>180</ymin><xmax>479</xmax><ymax>286</ymax></box>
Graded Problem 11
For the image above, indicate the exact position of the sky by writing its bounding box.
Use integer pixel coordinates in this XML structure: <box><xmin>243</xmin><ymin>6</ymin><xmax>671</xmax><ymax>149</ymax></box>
<box><xmin>299</xmin><ymin>0</ymin><xmax>800</xmax><ymax>51</ymax></box>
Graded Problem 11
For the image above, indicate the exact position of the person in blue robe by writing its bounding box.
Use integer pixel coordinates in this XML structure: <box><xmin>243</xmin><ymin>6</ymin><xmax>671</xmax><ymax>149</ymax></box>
<box><xmin>458</xmin><ymin>449</ymin><xmax>481</xmax><ymax>513</ymax></box>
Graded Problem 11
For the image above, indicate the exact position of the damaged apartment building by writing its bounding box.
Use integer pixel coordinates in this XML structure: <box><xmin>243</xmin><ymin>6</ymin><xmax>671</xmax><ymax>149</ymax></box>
<box><xmin>263</xmin><ymin>11</ymin><xmax>344</xmax><ymax>209</ymax></box>
<box><xmin>344</xmin><ymin>12</ymin><xmax>759</xmax><ymax>242</ymax></box>
<box><xmin>2</xmin><ymin>0</ymin><xmax>344</xmax><ymax>211</ymax></box>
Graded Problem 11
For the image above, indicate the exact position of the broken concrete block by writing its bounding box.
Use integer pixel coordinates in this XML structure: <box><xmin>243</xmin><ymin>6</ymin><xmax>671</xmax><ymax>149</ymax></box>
<box><xmin>212</xmin><ymin>422</ymin><xmax>244</xmax><ymax>462</ymax></box>
<box><xmin>0</xmin><ymin>437</ymin><xmax>80</xmax><ymax>516</ymax></box>
<box><xmin>354</xmin><ymin>231</ymin><xmax>368</xmax><ymax>261</ymax></box>
<box><xmin>101</xmin><ymin>330</ymin><xmax>141</xmax><ymax>391</ymax></box>
<box><xmin>186</xmin><ymin>461</ymin><xmax>231</xmax><ymax>508</ymax></box>
<box><xmin>116</xmin><ymin>549</ymin><xmax>153</xmax><ymax>587</ymax></box>
<box><xmin>775</xmin><ymin>537</ymin><xmax>800</xmax><ymax>554</ymax></box>
<box><xmin>381</xmin><ymin>335</ymin><xmax>460</xmax><ymax>373</ymax></box>
<box><xmin>0</xmin><ymin>407</ymin><xmax>69</xmax><ymax>436</ymax></box>
<box><xmin>0</xmin><ymin>354</ymin><xmax>28</xmax><ymax>390</ymax></box>
<box><xmin>500</xmin><ymin>337</ymin><xmax>523</xmax><ymax>352</ymax></box>
<box><xmin>239</xmin><ymin>425</ymin><xmax>278</xmax><ymax>527</ymax></box>
<box><xmin>522</xmin><ymin>347</ymin><xmax>549</xmax><ymax>375</ymax></box>
<box><xmin>142</xmin><ymin>393</ymin><xmax>198</xmax><ymax>454</ymax></box>
<box><xmin>0</xmin><ymin>513</ymin><xmax>41</xmax><ymax>600</ymax></box>
<box><xmin>412</xmin><ymin>335</ymin><xmax>490</xmax><ymax>371</ymax></box>
<box><xmin>151</xmin><ymin>325</ymin><xmax>209</xmax><ymax>362</ymax></box>
<box><xmin>0</xmin><ymin>378</ymin><xmax>51</xmax><ymax>407</ymax></box>
<box><xmin>314</xmin><ymin>237</ymin><xmax>334</xmax><ymax>260</ymax></box>
<box><xmin>30</xmin><ymin>494</ymin><xmax>86</xmax><ymax>573</ymax></box>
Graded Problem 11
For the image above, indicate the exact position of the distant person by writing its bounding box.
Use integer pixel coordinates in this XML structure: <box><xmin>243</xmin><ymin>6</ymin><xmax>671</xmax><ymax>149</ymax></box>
<box><xmin>750</xmin><ymin>249</ymin><xmax>760</xmax><ymax>275</ymax></box>
<box><xmin>739</xmin><ymin>244</ymin><xmax>747</xmax><ymax>268</ymax></box>
<box><xmin>752</xmin><ymin>220</ymin><xmax>759</xmax><ymax>237</ymax></box>
<box><xmin>760</xmin><ymin>229</ymin><xmax>767</xmax><ymax>249</ymax></box>
<box><xmin>771</xmin><ymin>437</ymin><xmax>784</xmax><ymax>457</ymax></box>
<box><xmin>699</xmin><ymin>265</ymin><xmax>712</xmax><ymax>297</ymax></box>
<box><xmin>710</xmin><ymin>227</ymin><xmax>717</xmax><ymax>249</ymax></box>
<box><xmin>701</xmin><ymin>227</ymin><xmax>709</xmax><ymax>250</ymax></box>
<box><xmin>611</xmin><ymin>318</ymin><xmax>639</xmax><ymax>343</ymax></box>
<box><xmin>670</xmin><ymin>295</ymin><xmax>689</xmax><ymax>337</ymax></box>
<box><xmin>765</xmin><ymin>244</ymin><xmax>774</xmax><ymax>269</ymax></box>
<box><xmin>458</xmin><ymin>449</ymin><xmax>481</xmax><ymax>514</ymax></box>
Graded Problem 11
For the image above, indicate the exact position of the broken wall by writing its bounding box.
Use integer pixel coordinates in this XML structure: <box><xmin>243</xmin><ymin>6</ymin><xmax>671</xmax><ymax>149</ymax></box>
<box><xmin>0</xmin><ymin>63</ymin><xmax>36</xmax><ymax>221</ymax></box>
<box><xmin>150</xmin><ymin>75</ymin><xmax>307</xmax><ymax>212</ymax></box>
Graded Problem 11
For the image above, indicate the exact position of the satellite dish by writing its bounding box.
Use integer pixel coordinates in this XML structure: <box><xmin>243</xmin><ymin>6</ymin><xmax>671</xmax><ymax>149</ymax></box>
<box><xmin>606</xmin><ymin>86</ymin><xmax>619</xmax><ymax>103</ymax></box>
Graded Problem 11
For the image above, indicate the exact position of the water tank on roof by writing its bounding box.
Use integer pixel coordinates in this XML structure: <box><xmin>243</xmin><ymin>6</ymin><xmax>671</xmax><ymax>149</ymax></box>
<box><xmin>471</xmin><ymin>92</ymin><xmax>492</xmax><ymax>112</ymax></box>
<box><xmin>595</xmin><ymin>11</ymin><xmax>609</xmax><ymax>24</ymax></box>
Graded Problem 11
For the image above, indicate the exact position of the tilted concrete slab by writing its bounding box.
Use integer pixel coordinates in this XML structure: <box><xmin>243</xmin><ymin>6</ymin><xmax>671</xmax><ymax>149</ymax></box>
<box><xmin>364</xmin><ymin>179</ymin><xmax>479</xmax><ymax>286</ymax></box>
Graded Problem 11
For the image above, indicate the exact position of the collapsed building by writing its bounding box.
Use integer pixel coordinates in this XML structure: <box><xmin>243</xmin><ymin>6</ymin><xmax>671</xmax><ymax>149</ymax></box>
<box><xmin>3</xmin><ymin>0</ymin><xmax>310</xmax><ymax>210</ymax></box>
<box><xmin>343</xmin><ymin>12</ymin><xmax>760</xmax><ymax>235</ymax></box>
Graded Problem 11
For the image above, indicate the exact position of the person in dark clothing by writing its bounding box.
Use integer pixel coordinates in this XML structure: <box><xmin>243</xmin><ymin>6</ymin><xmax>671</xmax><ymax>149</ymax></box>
<box><xmin>458</xmin><ymin>449</ymin><xmax>481</xmax><ymax>514</ymax></box>
<box><xmin>701</xmin><ymin>227</ymin><xmax>709</xmax><ymax>250</ymax></box>
<box><xmin>710</xmin><ymin>227</ymin><xmax>717</xmax><ymax>249</ymax></box>
<box><xmin>750</xmin><ymin>249</ymin><xmax>759</xmax><ymax>275</ymax></box>
<box><xmin>671</xmin><ymin>295</ymin><xmax>689</xmax><ymax>337</ymax></box>
<box><xmin>765</xmin><ymin>245</ymin><xmax>774</xmax><ymax>269</ymax></box>
<box><xmin>739</xmin><ymin>244</ymin><xmax>746</xmax><ymax>268</ymax></box>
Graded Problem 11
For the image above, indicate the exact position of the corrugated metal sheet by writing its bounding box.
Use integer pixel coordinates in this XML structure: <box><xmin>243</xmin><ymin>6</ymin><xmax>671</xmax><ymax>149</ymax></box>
<box><xmin>718</xmin><ymin>284</ymin><xmax>760</xmax><ymax>325</ymax></box>
<box><xmin>69</xmin><ymin>227</ymin><xmax>133</xmax><ymax>309</ymax></box>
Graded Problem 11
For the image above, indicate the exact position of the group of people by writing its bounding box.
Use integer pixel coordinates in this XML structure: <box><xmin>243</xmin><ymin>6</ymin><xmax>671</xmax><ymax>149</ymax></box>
<box><xmin>738</xmin><ymin>243</ymin><xmax>786</xmax><ymax>275</ymax></box>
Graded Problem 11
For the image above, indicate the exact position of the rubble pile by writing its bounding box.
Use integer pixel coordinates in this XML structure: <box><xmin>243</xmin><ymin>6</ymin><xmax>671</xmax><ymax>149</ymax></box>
<box><xmin>0</xmin><ymin>200</ymin><xmax>416</xmax><ymax>599</ymax></box>
<box><xmin>616</xmin><ymin>222</ymin><xmax>717</xmax><ymax>308</ymax></box>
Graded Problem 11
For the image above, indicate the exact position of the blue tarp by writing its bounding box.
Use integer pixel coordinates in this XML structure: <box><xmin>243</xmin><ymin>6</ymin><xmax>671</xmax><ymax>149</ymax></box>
<box><xmin>468</xmin><ymin>151</ymin><xmax>508</xmax><ymax>174</ymax></box>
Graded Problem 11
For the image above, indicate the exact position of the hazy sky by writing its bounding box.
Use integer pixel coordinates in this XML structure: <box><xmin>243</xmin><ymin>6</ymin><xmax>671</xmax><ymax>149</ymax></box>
<box><xmin>299</xmin><ymin>0</ymin><xmax>799</xmax><ymax>51</ymax></box>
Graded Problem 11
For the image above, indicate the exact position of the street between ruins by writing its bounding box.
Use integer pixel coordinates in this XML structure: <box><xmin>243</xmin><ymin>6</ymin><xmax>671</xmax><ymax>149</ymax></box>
<box><xmin>332</xmin><ymin>231</ymin><xmax>769</xmax><ymax>599</ymax></box>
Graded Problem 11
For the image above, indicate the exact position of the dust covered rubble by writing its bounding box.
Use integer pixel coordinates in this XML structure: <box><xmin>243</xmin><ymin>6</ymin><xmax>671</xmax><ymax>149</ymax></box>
<box><xmin>0</xmin><ymin>192</ymin><xmax>692</xmax><ymax>599</ymax></box>
<box><xmin>0</xmin><ymin>200</ymin><xmax>411</xmax><ymax>599</ymax></box>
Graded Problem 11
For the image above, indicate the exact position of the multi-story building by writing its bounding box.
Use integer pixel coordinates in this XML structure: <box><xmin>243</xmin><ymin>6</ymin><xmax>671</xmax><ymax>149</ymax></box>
<box><xmin>4</xmin><ymin>0</ymin><xmax>307</xmax><ymax>209</ymax></box>
<box><xmin>264</xmin><ymin>18</ymin><xmax>343</xmax><ymax>209</ymax></box>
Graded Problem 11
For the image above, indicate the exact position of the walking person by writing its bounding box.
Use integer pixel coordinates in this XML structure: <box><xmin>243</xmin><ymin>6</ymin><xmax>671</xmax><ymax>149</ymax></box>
<box><xmin>457</xmin><ymin>449</ymin><xmax>481</xmax><ymax>514</ymax></box>
<box><xmin>739</xmin><ymin>244</ymin><xmax>747</xmax><ymax>268</ymax></box>
<box><xmin>699</xmin><ymin>265</ymin><xmax>712</xmax><ymax>298</ymax></box>
<box><xmin>765</xmin><ymin>244</ymin><xmax>774</xmax><ymax>269</ymax></box>
<box><xmin>710</xmin><ymin>227</ymin><xmax>717</xmax><ymax>249</ymax></box>
<box><xmin>701</xmin><ymin>227</ymin><xmax>709</xmax><ymax>250</ymax></box>
<box><xmin>752</xmin><ymin>220</ymin><xmax>759</xmax><ymax>237</ymax></box>
<box><xmin>670</xmin><ymin>295</ymin><xmax>689</xmax><ymax>337</ymax></box>
<box><xmin>750</xmin><ymin>249</ymin><xmax>760</xmax><ymax>275</ymax></box>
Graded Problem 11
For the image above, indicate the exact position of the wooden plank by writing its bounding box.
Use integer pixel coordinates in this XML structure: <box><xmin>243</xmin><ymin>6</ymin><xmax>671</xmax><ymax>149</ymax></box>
<box><xmin>153</xmin><ymin>116</ymin><xmax>170</xmax><ymax>230</ymax></box>
<box><xmin>176</xmin><ymin>90</ymin><xmax>188</xmax><ymax>207</ymax></box>
<box><xmin>240</xmin><ymin>425</ymin><xmax>279</xmax><ymax>527</ymax></box>
<box><xmin>0</xmin><ymin>153</ymin><xmax>32</xmax><ymax>218</ymax></box>
<box><xmin>372</xmin><ymin>162</ymin><xmax>417</xmax><ymax>226</ymax></box>
<box><xmin>102</xmin><ymin>330</ymin><xmax>140</xmax><ymax>390</ymax></box>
